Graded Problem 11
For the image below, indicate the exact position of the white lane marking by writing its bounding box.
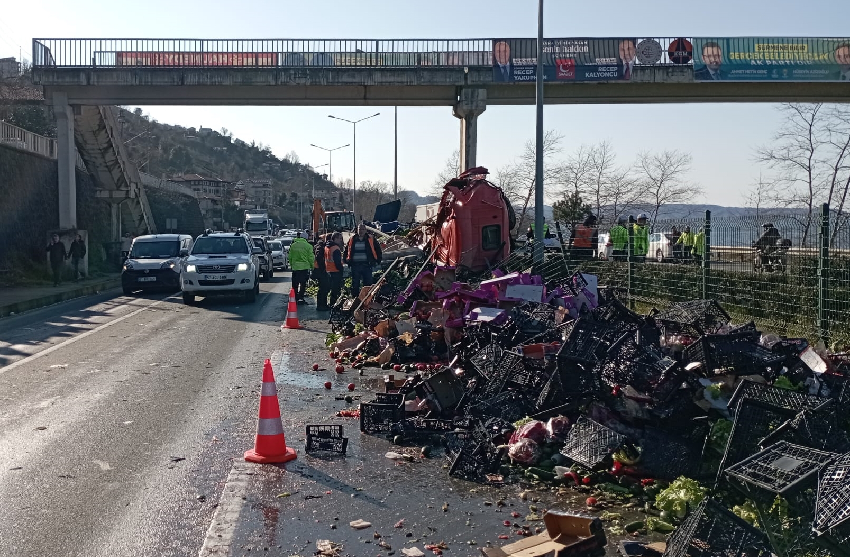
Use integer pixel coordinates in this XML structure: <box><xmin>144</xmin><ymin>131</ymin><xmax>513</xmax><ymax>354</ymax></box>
<box><xmin>199</xmin><ymin>459</ymin><xmax>254</xmax><ymax>557</ymax></box>
<box><xmin>0</xmin><ymin>297</ymin><xmax>167</xmax><ymax>375</ymax></box>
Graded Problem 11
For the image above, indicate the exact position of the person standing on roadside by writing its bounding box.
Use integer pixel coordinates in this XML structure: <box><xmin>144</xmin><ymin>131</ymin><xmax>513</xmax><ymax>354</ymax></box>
<box><xmin>313</xmin><ymin>234</ymin><xmax>330</xmax><ymax>311</ymax></box>
<box><xmin>46</xmin><ymin>233</ymin><xmax>67</xmax><ymax>287</ymax></box>
<box><xmin>69</xmin><ymin>234</ymin><xmax>87</xmax><ymax>282</ymax></box>
<box><xmin>345</xmin><ymin>222</ymin><xmax>382</xmax><ymax>295</ymax></box>
<box><xmin>609</xmin><ymin>216</ymin><xmax>629</xmax><ymax>261</ymax></box>
<box><xmin>326</xmin><ymin>232</ymin><xmax>344</xmax><ymax>308</ymax></box>
<box><xmin>288</xmin><ymin>232</ymin><xmax>315</xmax><ymax>304</ymax></box>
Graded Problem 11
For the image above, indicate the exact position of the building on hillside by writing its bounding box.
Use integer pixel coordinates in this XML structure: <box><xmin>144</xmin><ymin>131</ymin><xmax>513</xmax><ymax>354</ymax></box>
<box><xmin>0</xmin><ymin>57</ymin><xmax>21</xmax><ymax>79</ymax></box>
<box><xmin>169</xmin><ymin>173</ymin><xmax>233</xmax><ymax>199</ymax></box>
<box><xmin>198</xmin><ymin>126</ymin><xmax>213</xmax><ymax>136</ymax></box>
<box><xmin>229</xmin><ymin>186</ymin><xmax>247</xmax><ymax>207</ymax></box>
<box><xmin>236</xmin><ymin>179</ymin><xmax>273</xmax><ymax>209</ymax></box>
<box><xmin>197</xmin><ymin>196</ymin><xmax>224</xmax><ymax>229</ymax></box>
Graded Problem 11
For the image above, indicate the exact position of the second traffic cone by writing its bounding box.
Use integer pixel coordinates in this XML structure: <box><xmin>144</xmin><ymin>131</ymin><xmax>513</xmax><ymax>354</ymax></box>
<box><xmin>282</xmin><ymin>287</ymin><xmax>301</xmax><ymax>329</ymax></box>
<box><xmin>244</xmin><ymin>359</ymin><xmax>297</xmax><ymax>464</ymax></box>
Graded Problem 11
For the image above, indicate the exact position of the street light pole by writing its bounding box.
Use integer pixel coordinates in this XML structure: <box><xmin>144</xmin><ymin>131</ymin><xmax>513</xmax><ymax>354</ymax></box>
<box><xmin>533</xmin><ymin>0</ymin><xmax>545</xmax><ymax>265</ymax></box>
<box><xmin>310</xmin><ymin>143</ymin><xmax>349</xmax><ymax>187</ymax></box>
<box><xmin>394</xmin><ymin>106</ymin><xmax>398</xmax><ymax>199</ymax></box>
<box><xmin>328</xmin><ymin>112</ymin><xmax>380</xmax><ymax>220</ymax></box>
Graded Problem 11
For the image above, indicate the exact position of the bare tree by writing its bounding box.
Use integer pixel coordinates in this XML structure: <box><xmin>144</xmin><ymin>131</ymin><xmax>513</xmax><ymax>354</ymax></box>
<box><xmin>754</xmin><ymin>103</ymin><xmax>850</xmax><ymax>243</ymax></box>
<box><xmin>430</xmin><ymin>150</ymin><xmax>460</xmax><ymax>196</ymax></box>
<box><xmin>744</xmin><ymin>172</ymin><xmax>777</xmax><ymax>223</ymax></box>
<box><xmin>501</xmin><ymin>130</ymin><xmax>564</xmax><ymax>232</ymax></box>
<box><xmin>574</xmin><ymin>141</ymin><xmax>644</xmax><ymax>228</ymax></box>
<box><xmin>635</xmin><ymin>150</ymin><xmax>700</xmax><ymax>227</ymax></box>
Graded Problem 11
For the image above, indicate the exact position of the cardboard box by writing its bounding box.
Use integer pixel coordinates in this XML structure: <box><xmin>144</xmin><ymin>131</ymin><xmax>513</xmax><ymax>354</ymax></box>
<box><xmin>482</xmin><ymin>510</ymin><xmax>606</xmax><ymax>557</ymax></box>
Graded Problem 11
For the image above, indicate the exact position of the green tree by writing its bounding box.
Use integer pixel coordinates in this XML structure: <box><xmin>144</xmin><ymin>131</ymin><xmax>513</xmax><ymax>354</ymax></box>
<box><xmin>552</xmin><ymin>190</ymin><xmax>591</xmax><ymax>225</ymax></box>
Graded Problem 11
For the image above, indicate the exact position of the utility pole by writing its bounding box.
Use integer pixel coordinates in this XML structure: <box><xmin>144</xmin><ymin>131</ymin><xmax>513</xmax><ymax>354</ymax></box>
<box><xmin>533</xmin><ymin>0</ymin><xmax>545</xmax><ymax>264</ymax></box>
<box><xmin>394</xmin><ymin>106</ymin><xmax>398</xmax><ymax>199</ymax></box>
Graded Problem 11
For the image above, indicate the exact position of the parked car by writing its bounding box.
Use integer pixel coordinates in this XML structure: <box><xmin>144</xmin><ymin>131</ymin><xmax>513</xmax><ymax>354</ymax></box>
<box><xmin>180</xmin><ymin>231</ymin><xmax>261</xmax><ymax>304</ymax></box>
<box><xmin>122</xmin><ymin>234</ymin><xmax>193</xmax><ymax>295</ymax></box>
<box><xmin>251</xmin><ymin>236</ymin><xmax>273</xmax><ymax>280</ymax></box>
<box><xmin>649</xmin><ymin>232</ymin><xmax>678</xmax><ymax>263</ymax></box>
<box><xmin>267</xmin><ymin>240</ymin><xmax>288</xmax><ymax>271</ymax></box>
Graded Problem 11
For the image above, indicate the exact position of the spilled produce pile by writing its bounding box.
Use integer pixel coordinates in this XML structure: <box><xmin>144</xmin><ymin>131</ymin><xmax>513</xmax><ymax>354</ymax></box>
<box><xmin>322</xmin><ymin>262</ymin><xmax>850</xmax><ymax>556</ymax></box>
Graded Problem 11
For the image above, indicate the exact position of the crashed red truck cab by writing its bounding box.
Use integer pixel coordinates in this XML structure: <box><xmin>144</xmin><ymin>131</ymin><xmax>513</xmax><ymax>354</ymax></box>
<box><xmin>432</xmin><ymin>167</ymin><xmax>515</xmax><ymax>272</ymax></box>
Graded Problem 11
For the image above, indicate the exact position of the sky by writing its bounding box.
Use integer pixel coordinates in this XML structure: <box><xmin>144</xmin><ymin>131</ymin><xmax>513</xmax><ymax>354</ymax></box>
<box><xmin>3</xmin><ymin>0</ymin><xmax>850</xmax><ymax>206</ymax></box>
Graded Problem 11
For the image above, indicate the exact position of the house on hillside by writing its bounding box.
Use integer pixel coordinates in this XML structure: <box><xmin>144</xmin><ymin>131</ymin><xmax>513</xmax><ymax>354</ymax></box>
<box><xmin>0</xmin><ymin>57</ymin><xmax>21</xmax><ymax>79</ymax></box>
<box><xmin>169</xmin><ymin>173</ymin><xmax>233</xmax><ymax>199</ymax></box>
<box><xmin>236</xmin><ymin>179</ymin><xmax>273</xmax><ymax>210</ymax></box>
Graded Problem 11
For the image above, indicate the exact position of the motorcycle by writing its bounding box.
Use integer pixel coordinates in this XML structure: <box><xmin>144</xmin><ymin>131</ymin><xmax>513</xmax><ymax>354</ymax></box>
<box><xmin>753</xmin><ymin>239</ymin><xmax>791</xmax><ymax>273</ymax></box>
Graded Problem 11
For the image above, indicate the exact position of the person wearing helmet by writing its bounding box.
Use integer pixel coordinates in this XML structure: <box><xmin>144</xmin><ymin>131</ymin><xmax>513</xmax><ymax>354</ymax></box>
<box><xmin>677</xmin><ymin>226</ymin><xmax>696</xmax><ymax>261</ymax></box>
<box><xmin>632</xmin><ymin>214</ymin><xmax>649</xmax><ymax>260</ymax></box>
<box><xmin>609</xmin><ymin>215</ymin><xmax>629</xmax><ymax>261</ymax></box>
<box><xmin>753</xmin><ymin>222</ymin><xmax>781</xmax><ymax>264</ymax></box>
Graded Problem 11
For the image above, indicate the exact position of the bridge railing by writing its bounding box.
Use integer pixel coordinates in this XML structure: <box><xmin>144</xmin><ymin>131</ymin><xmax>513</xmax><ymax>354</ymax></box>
<box><xmin>0</xmin><ymin>120</ymin><xmax>86</xmax><ymax>169</ymax></box>
<box><xmin>32</xmin><ymin>37</ymin><xmax>697</xmax><ymax>69</ymax></box>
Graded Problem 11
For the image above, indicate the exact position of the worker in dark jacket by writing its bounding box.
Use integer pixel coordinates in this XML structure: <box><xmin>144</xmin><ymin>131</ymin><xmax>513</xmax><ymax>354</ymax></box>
<box><xmin>46</xmin><ymin>233</ymin><xmax>67</xmax><ymax>286</ymax></box>
<box><xmin>345</xmin><ymin>223</ymin><xmax>382</xmax><ymax>295</ymax></box>
<box><xmin>313</xmin><ymin>235</ymin><xmax>330</xmax><ymax>311</ymax></box>
<box><xmin>326</xmin><ymin>232</ymin><xmax>345</xmax><ymax>306</ymax></box>
<box><xmin>69</xmin><ymin>234</ymin><xmax>87</xmax><ymax>281</ymax></box>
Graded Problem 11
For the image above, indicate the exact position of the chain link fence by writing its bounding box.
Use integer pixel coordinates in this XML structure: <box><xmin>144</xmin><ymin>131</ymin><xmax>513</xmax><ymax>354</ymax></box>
<box><xmin>507</xmin><ymin>204</ymin><xmax>850</xmax><ymax>347</ymax></box>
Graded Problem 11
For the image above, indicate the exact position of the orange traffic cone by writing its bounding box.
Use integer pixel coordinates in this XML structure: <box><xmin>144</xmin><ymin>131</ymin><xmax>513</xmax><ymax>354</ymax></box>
<box><xmin>244</xmin><ymin>359</ymin><xmax>297</xmax><ymax>464</ymax></box>
<box><xmin>282</xmin><ymin>287</ymin><xmax>301</xmax><ymax>329</ymax></box>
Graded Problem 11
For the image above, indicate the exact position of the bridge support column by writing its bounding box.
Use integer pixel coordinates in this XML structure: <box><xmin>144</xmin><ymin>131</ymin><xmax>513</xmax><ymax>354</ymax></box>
<box><xmin>111</xmin><ymin>201</ymin><xmax>122</xmax><ymax>242</ymax></box>
<box><xmin>53</xmin><ymin>93</ymin><xmax>77</xmax><ymax>230</ymax></box>
<box><xmin>453</xmin><ymin>88</ymin><xmax>487</xmax><ymax>173</ymax></box>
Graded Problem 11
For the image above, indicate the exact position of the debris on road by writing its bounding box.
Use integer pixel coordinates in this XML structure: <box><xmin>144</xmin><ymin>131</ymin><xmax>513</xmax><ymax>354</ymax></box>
<box><xmin>316</xmin><ymin>539</ymin><xmax>342</xmax><ymax>556</ymax></box>
<box><xmin>401</xmin><ymin>546</ymin><xmax>425</xmax><ymax>557</ymax></box>
<box><xmin>349</xmin><ymin>519</ymin><xmax>372</xmax><ymax>530</ymax></box>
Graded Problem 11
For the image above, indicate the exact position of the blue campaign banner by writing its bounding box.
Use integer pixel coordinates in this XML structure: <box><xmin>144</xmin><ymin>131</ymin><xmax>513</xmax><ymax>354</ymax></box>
<box><xmin>492</xmin><ymin>38</ymin><xmax>639</xmax><ymax>82</ymax></box>
<box><xmin>692</xmin><ymin>38</ymin><xmax>850</xmax><ymax>81</ymax></box>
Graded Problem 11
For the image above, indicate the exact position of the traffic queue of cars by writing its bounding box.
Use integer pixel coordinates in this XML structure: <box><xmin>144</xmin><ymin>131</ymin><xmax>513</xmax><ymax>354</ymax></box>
<box><xmin>121</xmin><ymin>229</ymin><xmax>300</xmax><ymax>305</ymax></box>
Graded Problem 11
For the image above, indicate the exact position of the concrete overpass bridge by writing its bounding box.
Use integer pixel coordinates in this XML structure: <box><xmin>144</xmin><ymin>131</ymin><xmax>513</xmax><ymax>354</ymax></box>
<box><xmin>31</xmin><ymin>37</ymin><xmax>850</xmax><ymax>230</ymax></box>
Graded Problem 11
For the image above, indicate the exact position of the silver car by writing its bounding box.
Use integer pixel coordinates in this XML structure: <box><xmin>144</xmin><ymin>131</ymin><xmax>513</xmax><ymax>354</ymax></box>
<box><xmin>267</xmin><ymin>240</ymin><xmax>288</xmax><ymax>271</ymax></box>
<box><xmin>181</xmin><ymin>231</ymin><xmax>261</xmax><ymax>304</ymax></box>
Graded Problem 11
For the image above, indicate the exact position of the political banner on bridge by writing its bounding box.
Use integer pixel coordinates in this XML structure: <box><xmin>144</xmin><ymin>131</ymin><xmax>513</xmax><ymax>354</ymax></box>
<box><xmin>492</xmin><ymin>38</ymin><xmax>644</xmax><ymax>82</ymax></box>
<box><xmin>692</xmin><ymin>38</ymin><xmax>850</xmax><ymax>81</ymax></box>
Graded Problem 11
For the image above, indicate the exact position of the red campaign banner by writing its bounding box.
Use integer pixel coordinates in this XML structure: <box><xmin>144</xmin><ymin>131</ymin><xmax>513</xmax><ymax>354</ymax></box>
<box><xmin>116</xmin><ymin>52</ymin><xmax>278</xmax><ymax>67</ymax></box>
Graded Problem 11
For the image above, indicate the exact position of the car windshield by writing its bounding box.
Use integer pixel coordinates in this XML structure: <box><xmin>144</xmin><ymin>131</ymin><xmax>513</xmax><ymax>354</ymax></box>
<box><xmin>268</xmin><ymin>241</ymin><xmax>282</xmax><ymax>251</ymax></box>
<box><xmin>245</xmin><ymin>222</ymin><xmax>267</xmax><ymax>232</ymax></box>
<box><xmin>191</xmin><ymin>236</ymin><xmax>249</xmax><ymax>255</ymax></box>
<box><xmin>280</xmin><ymin>237</ymin><xmax>293</xmax><ymax>248</ymax></box>
<box><xmin>252</xmin><ymin>239</ymin><xmax>266</xmax><ymax>250</ymax></box>
<box><xmin>130</xmin><ymin>241</ymin><xmax>180</xmax><ymax>259</ymax></box>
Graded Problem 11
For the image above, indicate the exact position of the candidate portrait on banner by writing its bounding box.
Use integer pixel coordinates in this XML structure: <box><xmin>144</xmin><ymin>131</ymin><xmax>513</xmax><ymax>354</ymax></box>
<box><xmin>694</xmin><ymin>41</ymin><xmax>726</xmax><ymax>81</ymax></box>
<box><xmin>493</xmin><ymin>40</ymin><xmax>513</xmax><ymax>82</ymax></box>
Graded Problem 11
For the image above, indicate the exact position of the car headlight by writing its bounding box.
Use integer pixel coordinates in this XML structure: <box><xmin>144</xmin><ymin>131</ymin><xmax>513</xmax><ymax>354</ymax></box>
<box><xmin>236</xmin><ymin>263</ymin><xmax>249</xmax><ymax>271</ymax></box>
<box><xmin>123</xmin><ymin>262</ymin><xmax>133</xmax><ymax>270</ymax></box>
<box><xmin>160</xmin><ymin>261</ymin><xmax>175</xmax><ymax>269</ymax></box>
<box><xmin>185</xmin><ymin>264</ymin><xmax>196</xmax><ymax>273</ymax></box>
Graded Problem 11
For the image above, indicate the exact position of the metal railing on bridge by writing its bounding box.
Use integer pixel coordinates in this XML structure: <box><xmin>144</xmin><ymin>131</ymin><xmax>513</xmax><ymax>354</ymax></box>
<box><xmin>32</xmin><ymin>37</ymin><xmax>701</xmax><ymax>68</ymax></box>
<box><xmin>1</xmin><ymin>120</ymin><xmax>86</xmax><ymax>170</ymax></box>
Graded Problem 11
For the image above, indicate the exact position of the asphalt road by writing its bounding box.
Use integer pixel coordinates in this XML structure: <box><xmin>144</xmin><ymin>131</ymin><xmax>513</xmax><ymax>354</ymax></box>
<box><xmin>0</xmin><ymin>275</ymin><xmax>296</xmax><ymax>556</ymax></box>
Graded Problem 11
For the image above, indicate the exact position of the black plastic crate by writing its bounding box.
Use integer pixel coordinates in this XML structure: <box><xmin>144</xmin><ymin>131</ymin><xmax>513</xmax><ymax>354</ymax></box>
<box><xmin>590</xmin><ymin>298</ymin><xmax>644</xmax><ymax>331</ymax></box>
<box><xmin>597</xmin><ymin>332</ymin><xmax>679</xmax><ymax>397</ymax></box>
<box><xmin>724</xmin><ymin>441</ymin><xmax>836</xmax><ymax>501</ymax></box>
<box><xmin>509</xmin><ymin>302</ymin><xmax>557</xmax><ymax>335</ymax></box>
<box><xmin>305</xmin><ymin>424</ymin><xmax>349</xmax><ymax>454</ymax></box>
<box><xmin>639</xmin><ymin>425</ymin><xmax>707</xmax><ymax>481</ymax></box>
<box><xmin>466</xmin><ymin>391</ymin><xmax>533</xmax><ymax>423</ymax></box>
<box><xmin>448</xmin><ymin>440</ymin><xmax>506</xmax><ymax>483</ymax></box>
<box><xmin>391</xmin><ymin>417</ymin><xmax>455</xmax><ymax>437</ymax></box>
<box><xmin>555</xmin><ymin>356</ymin><xmax>602</xmax><ymax>397</ymax></box>
<box><xmin>328</xmin><ymin>297</ymin><xmax>356</xmax><ymax>331</ymax></box>
<box><xmin>469</xmin><ymin>342</ymin><xmax>505</xmax><ymax>381</ymax></box>
<box><xmin>663</xmin><ymin>497</ymin><xmax>773</xmax><ymax>557</ymax></box>
<box><xmin>477</xmin><ymin>351</ymin><xmax>523</xmax><ymax>400</ymax></box>
<box><xmin>717</xmin><ymin>397</ymin><xmax>797</xmax><ymax>482</ymax></box>
<box><xmin>654</xmin><ymin>299</ymin><xmax>731</xmax><ymax>335</ymax></box>
<box><xmin>764</xmin><ymin>402</ymin><xmax>850</xmax><ymax>454</ymax></box>
<box><xmin>556</xmin><ymin>317</ymin><xmax>620</xmax><ymax>365</ymax></box>
<box><xmin>560</xmin><ymin>416</ymin><xmax>627</xmax><ymax>470</ymax></box>
<box><xmin>373</xmin><ymin>392</ymin><xmax>405</xmax><ymax>405</ymax></box>
<box><xmin>359</xmin><ymin>400</ymin><xmax>405</xmax><ymax>434</ymax></box>
<box><xmin>815</xmin><ymin>452</ymin><xmax>850</xmax><ymax>534</ymax></box>
<box><xmin>727</xmin><ymin>379</ymin><xmax>831</xmax><ymax>413</ymax></box>
<box><xmin>684</xmin><ymin>333</ymin><xmax>785</xmax><ymax>377</ymax></box>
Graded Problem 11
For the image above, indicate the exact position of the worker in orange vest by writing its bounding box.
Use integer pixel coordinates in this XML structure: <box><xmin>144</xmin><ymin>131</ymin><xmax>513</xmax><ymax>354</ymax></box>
<box><xmin>570</xmin><ymin>214</ymin><xmax>599</xmax><ymax>260</ymax></box>
<box><xmin>325</xmin><ymin>232</ymin><xmax>344</xmax><ymax>307</ymax></box>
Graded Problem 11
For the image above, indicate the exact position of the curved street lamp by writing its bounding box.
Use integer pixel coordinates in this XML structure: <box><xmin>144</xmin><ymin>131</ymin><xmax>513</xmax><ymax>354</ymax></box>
<box><xmin>328</xmin><ymin>112</ymin><xmax>380</xmax><ymax>218</ymax></box>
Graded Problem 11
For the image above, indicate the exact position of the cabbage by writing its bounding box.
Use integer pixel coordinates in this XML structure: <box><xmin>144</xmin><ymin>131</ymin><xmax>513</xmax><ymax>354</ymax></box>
<box><xmin>509</xmin><ymin>420</ymin><xmax>547</xmax><ymax>445</ymax></box>
<box><xmin>508</xmin><ymin>438</ymin><xmax>540</xmax><ymax>465</ymax></box>
<box><xmin>655</xmin><ymin>476</ymin><xmax>707</xmax><ymax>519</ymax></box>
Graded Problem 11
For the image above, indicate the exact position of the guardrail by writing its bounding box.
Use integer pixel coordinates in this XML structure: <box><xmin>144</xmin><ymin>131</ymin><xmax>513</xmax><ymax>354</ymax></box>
<box><xmin>1</xmin><ymin>120</ymin><xmax>86</xmax><ymax>169</ymax></box>
<box><xmin>32</xmin><ymin>37</ymin><xmax>695</xmax><ymax>68</ymax></box>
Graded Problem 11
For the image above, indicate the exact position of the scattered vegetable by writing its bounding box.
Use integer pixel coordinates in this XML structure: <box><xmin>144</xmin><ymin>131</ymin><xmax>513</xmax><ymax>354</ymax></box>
<box><xmin>655</xmin><ymin>476</ymin><xmax>707</xmax><ymax>519</ymax></box>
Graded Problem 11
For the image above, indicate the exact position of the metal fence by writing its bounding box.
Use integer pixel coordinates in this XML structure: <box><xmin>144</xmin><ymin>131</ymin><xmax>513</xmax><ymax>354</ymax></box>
<box><xmin>0</xmin><ymin>120</ymin><xmax>86</xmax><ymax>170</ymax></box>
<box><xmin>564</xmin><ymin>204</ymin><xmax>850</xmax><ymax>346</ymax></box>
